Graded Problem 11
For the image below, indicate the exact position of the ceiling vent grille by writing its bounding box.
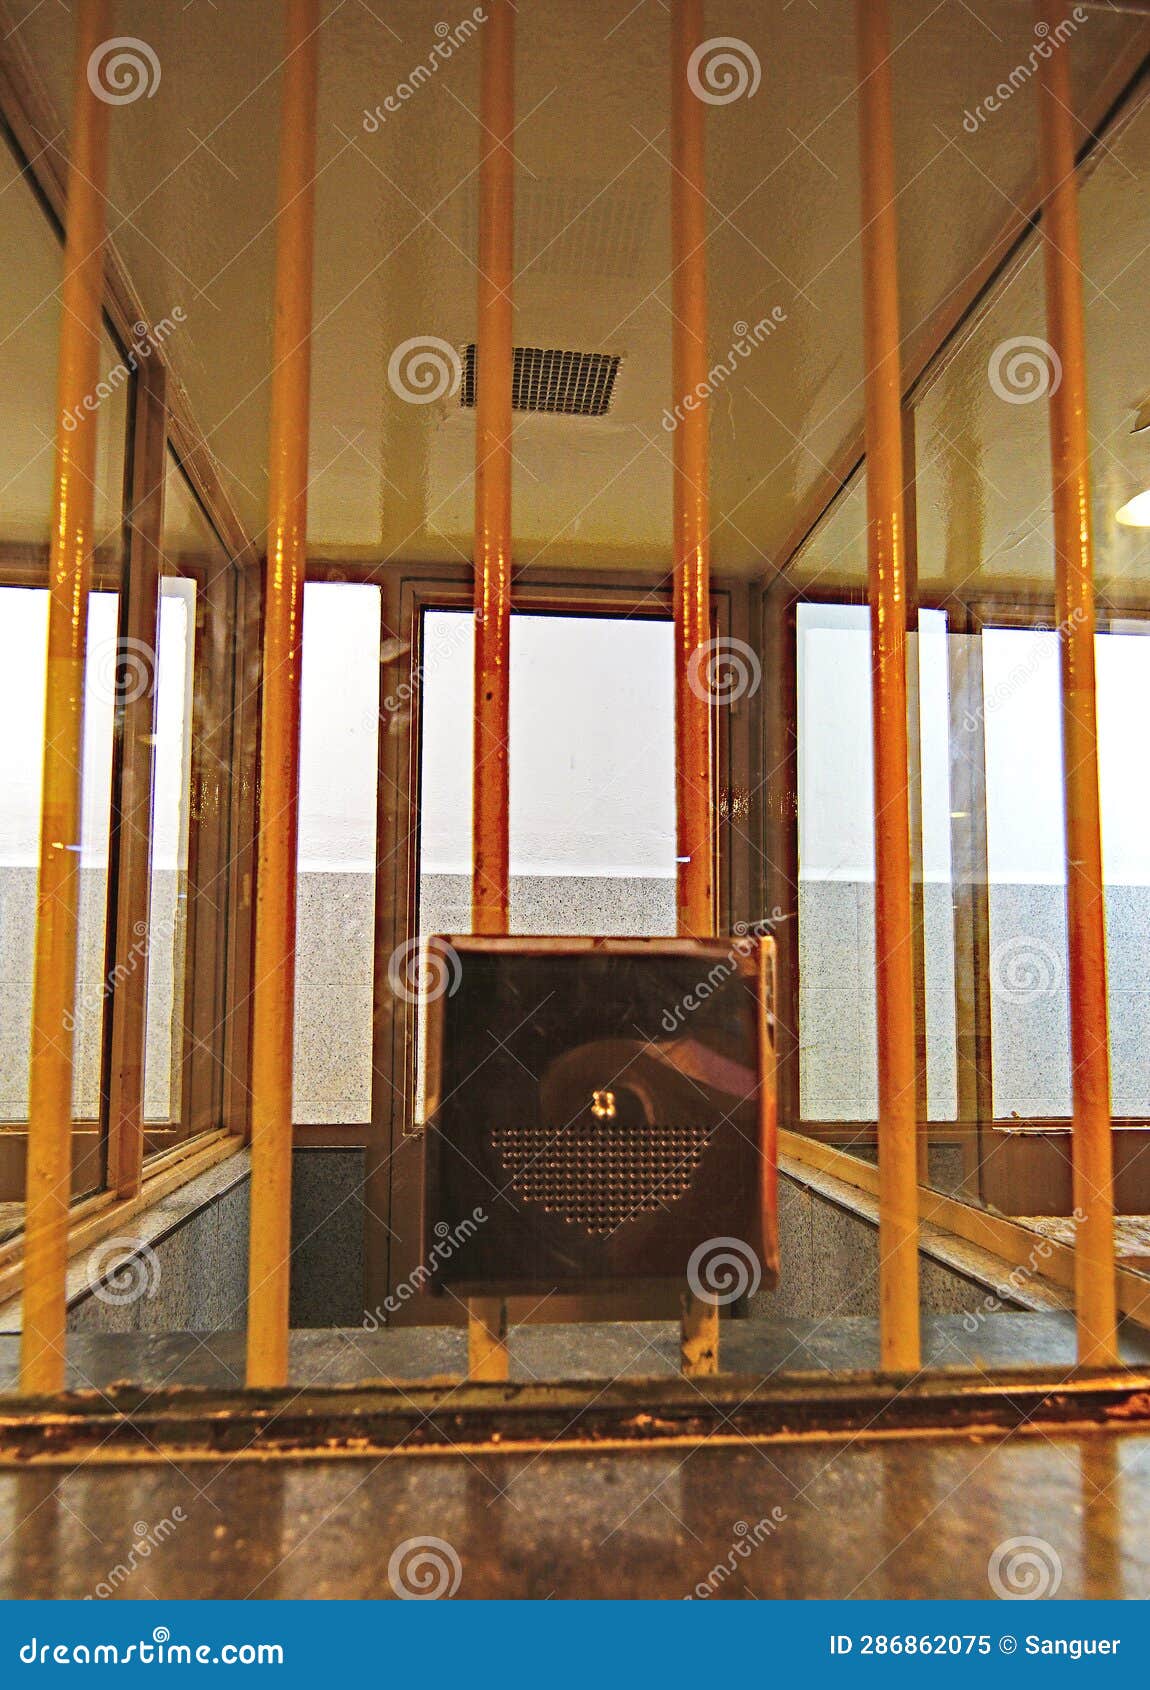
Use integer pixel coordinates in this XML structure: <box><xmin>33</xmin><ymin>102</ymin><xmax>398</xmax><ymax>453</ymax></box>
<box><xmin>461</xmin><ymin>345</ymin><xmax>621</xmax><ymax>417</ymax></box>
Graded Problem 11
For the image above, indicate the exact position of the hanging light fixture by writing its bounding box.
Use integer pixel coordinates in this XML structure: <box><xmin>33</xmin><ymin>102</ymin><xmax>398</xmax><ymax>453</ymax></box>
<box><xmin>1113</xmin><ymin>401</ymin><xmax>1150</xmax><ymax>523</ymax></box>
<box><xmin>1116</xmin><ymin>489</ymin><xmax>1150</xmax><ymax>527</ymax></box>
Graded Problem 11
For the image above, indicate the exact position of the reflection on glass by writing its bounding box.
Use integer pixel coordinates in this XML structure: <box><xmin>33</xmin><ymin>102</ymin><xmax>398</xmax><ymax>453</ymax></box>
<box><xmin>292</xmin><ymin>583</ymin><xmax>382</xmax><ymax>1124</ymax></box>
<box><xmin>984</xmin><ymin>625</ymin><xmax>1150</xmax><ymax>1120</ymax></box>
<box><xmin>796</xmin><ymin>603</ymin><xmax>956</xmax><ymax>1125</ymax></box>
<box><xmin>982</xmin><ymin>628</ymin><xmax>1069</xmax><ymax>1120</ymax></box>
<box><xmin>143</xmin><ymin>577</ymin><xmax>197</xmax><ymax>1122</ymax></box>
<box><xmin>0</xmin><ymin>588</ymin><xmax>118</xmax><ymax>1122</ymax></box>
<box><xmin>419</xmin><ymin>610</ymin><xmax>677</xmax><ymax>939</ymax></box>
<box><xmin>0</xmin><ymin>125</ymin><xmax>131</xmax><ymax>1231</ymax></box>
<box><xmin>1097</xmin><ymin>629</ymin><xmax>1150</xmax><ymax>1116</ymax></box>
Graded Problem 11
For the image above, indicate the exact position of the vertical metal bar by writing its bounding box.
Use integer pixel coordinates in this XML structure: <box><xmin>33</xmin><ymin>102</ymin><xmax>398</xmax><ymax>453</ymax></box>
<box><xmin>245</xmin><ymin>0</ymin><xmax>319</xmax><ymax>1389</ymax></box>
<box><xmin>471</xmin><ymin>0</ymin><xmax>514</xmax><ymax>937</ymax></box>
<box><xmin>948</xmin><ymin>624</ymin><xmax>994</xmax><ymax>1203</ymax></box>
<box><xmin>106</xmin><ymin>359</ymin><xmax>167</xmax><ymax>1199</ymax></box>
<box><xmin>1034</xmin><ymin>1</ymin><xmax>1117</xmax><ymax>1365</ymax></box>
<box><xmin>901</xmin><ymin>411</ymin><xmax>930</xmax><ymax>1184</ymax></box>
<box><xmin>468</xmin><ymin>0</ymin><xmax>515</xmax><ymax>1380</ymax></box>
<box><xmin>672</xmin><ymin>0</ymin><xmax>719</xmax><ymax>1377</ymax></box>
<box><xmin>20</xmin><ymin>0</ymin><xmax>112</xmax><ymax>1396</ymax></box>
<box><xmin>671</xmin><ymin>0</ymin><xmax>714</xmax><ymax>944</ymax></box>
<box><xmin>221</xmin><ymin>561</ymin><xmax>261</xmax><ymax>1145</ymax></box>
<box><xmin>468</xmin><ymin>1295</ymin><xmax>509</xmax><ymax>1380</ymax></box>
<box><xmin>855</xmin><ymin>0</ymin><xmax>921</xmax><ymax>1372</ymax></box>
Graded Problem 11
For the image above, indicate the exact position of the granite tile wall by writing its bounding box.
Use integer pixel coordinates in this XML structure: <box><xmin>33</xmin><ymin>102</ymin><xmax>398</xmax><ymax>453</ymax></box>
<box><xmin>67</xmin><ymin>1163</ymin><xmax>251</xmax><ymax>1337</ymax></box>
<box><xmin>0</xmin><ymin>1152</ymin><xmax>1007</xmax><ymax>1338</ymax></box>
<box><xmin>6</xmin><ymin>869</ymin><xmax>1150</xmax><ymax>1130</ymax></box>
<box><xmin>0</xmin><ymin>864</ymin><xmax>111</xmax><ymax>1120</ymax></box>
<box><xmin>418</xmin><ymin>872</ymin><xmax>678</xmax><ymax>939</ymax></box>
<box><xmin>288</xmin><ymin>1149</ymin><xmax>365</xmax><ymax>1327</ymax></box>
<box><xmin>0</xmin><ymin>1150</ymin><xmax>365</xmax><ymax>1337</ymax></box>
<box><xmin>752</xmin><ymin>1173</ymin><xmax>1024</xmax><ymax>1323</ymax></box>
<box><xmin>0</xmin><ymin>865</ymin><xmax>183</xmax><ymax>1122</ymax></box>
<box><xmin>799</xmin><ymin>878</ymin><xmax>958</xmax><ymax>1120</ymax></box>
<box><xmin>292</xmin><ymin>872</ymin><xmax>376</xmax><ymax>1123</ymax></box>
<box><xmin>799</xmin><ymin>877</ymin><xmax>1150</xmax><ymax>1122</ymax></box>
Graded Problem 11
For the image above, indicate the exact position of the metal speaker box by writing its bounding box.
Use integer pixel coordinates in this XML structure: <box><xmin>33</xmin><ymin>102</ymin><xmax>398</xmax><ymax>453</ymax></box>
<box><xmin>420</xmin><ymin>935</ymin><xmax>778</xmax><ymax>1298</ymax></box>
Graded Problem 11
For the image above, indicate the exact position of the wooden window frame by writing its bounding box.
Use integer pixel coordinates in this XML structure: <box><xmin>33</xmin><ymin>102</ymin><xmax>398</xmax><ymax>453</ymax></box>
<box><xmin>0</xmin><ymin>374</ymin><xmax>256</xmax><ymax>1267</ymax></box>
<box><xmin>0</xmin><ymin>79</ymin><xmax>258</xmax><ymax>1269</ymax></box>
<box><xmin>767</xmin><ymin>579</ymin><xmax>1150</xmax><ymax>1220</ymax></box>
<box><xmin>0</xmin><ymin>372</ymin><xmax>255</xmax><ymax>1231</ymax></box>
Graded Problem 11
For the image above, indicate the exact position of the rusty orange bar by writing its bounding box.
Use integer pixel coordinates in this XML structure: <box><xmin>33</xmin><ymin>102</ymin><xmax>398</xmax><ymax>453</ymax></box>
<box><xmin>471</xmin><ymin>0</ymin><xmax>514</xmax><ymax>938</ymax></box>
<box><xmin>855</xmin><ymin>0</ymin><xmax>920</xmax><ymax>1372</ymax></box>
<box><xmin>468</xmin><ymin>0</ymin><xmax>515</xmax><ymax>1381</ymax></box>
<box><xmin>20</xmin><ymin>0</ymin><xmax>112</xmax><ymax>1396</ymax></box>
<box><xmin>671</xmin><ymin>0</ymin><xmax>714</xmax><ymax>944</ymax></box>
<box><xmin>1034</xmin><ymin>1</ymin><xmax>1117</xmax><ymax>1366</ymax></box>
<box><xmin>245</xmin><ymin>0</ymin><xmax>319</xmax><ymax>1389</ymax></box>
<box><xmin>672</xmin><ymin>0</ymin><xmax>719</xmax><ymax>1377</ymax></box>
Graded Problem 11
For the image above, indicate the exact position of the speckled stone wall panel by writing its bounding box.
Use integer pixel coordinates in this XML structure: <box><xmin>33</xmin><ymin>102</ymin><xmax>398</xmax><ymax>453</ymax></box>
<box><xmin>66</xmin><ymin>1163</ymin><xmax>251</xmax><ymax>1336</ymax></box>
<box><xmin>419</xmin><ymin>872</ymin><xmax>677</xmax><ymax>939</ymax></box>
<box><xmin>289</xmin><ymin>1149</ymin><xmax>366</xmax><ymax>1328</ymax></box>
<box><xmin>752</xmin><ymin>1177</ymin><xmax>813</xmax><ymax>1320</ymax></box>
<box><xmin>749</xmin><ymin>1173</ymin><xmax>1024</xmax><ymax>1324</ymax></box>
<box><xmin>292</xmin><ymin>872</ymin><xmax>376</xmax><ymax>1123</ymax></box>
<box><xmin>9</xmin><ymin>869</ymin><xmax>1149</xmax><ymax>1131</ymax></box>
<box><xmin>0</xmin><ymin>865</ymin><xmax>184</xmax><ymax>1122</ymax></box>
<box><xmin>1</xmin><ymin>1150</ymin><xmax>365</xmax><ymax>1337</ymax></box>
<box><xmin>799</xmin><ymin>879</ymin><xmax>959</xmax><ymax>1121</ymax></box>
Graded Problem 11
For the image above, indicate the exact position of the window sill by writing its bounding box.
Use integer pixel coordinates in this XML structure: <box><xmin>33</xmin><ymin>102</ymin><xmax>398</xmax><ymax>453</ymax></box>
<box><xmin>0</xmin><ymin>1130</ymin><xmax>243</xmax><ymax>1311</ymax></box>
<box><xmin>778</xmin><ymin>1128</ymin><xmax>1150</xmax><ymax>1328</ymax></box>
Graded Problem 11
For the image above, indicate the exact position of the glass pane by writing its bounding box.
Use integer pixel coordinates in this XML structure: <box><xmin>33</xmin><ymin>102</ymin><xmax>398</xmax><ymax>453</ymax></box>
<box><xmin>292</xmin><ymin>583</ymin><xmax>381</xmax><ymax>1124</ymax></box>
<box><xmin>0</xmin><ymin>132</ymin><xmax>126</xmax><ymax>563</ymax></box>
<box><xmin>796</xmin><ymin>603</ymin><xmax>877</xmax><ymax>1124</ymax></box>
<box><xmin>796</xmin><ymin>603</ymin><xmax>956</xmax><ymax>1125</ymax></box>
<box><xmin>918</xmin><ymin>610</ymin><xmax>959</xmax><ymax>1123</ymax></box>
<box><xmin>418</xmin><ymin>610</ymin><xmax>677</xmax><ymax>938</ymax></box>
<box><xmin>0</xmin><ymin>127</ymin><xmax>130</xmax><ymax>1231</ymax></box>
<box><xmin>0</xmin><ymin>588</ymin><xmax>118</xmax><ymax>1124</ymax></box>
<box><xmin>985</xmin><ymin>625</ymin><xmax>1150</xmax><ymax>1120</ymax></box>
<box><xmin>74</xmin><ymin>593</ymin><xmax>119</xmax><ymax>1121</ymax></box>
<box><xmin>142</xmin><ymin>577</ymin><xmax>197</xmax><ymax>1122</ymax></box>
<box><xmin>982</xmin><ymin>628</ymin><xmax>1071</xmax><ymax>1119</ymax></box>
<box><xmin>1097</xmin><ymin>629</ymin><xmax>1150</xmax><ymax>1116</ymax></box>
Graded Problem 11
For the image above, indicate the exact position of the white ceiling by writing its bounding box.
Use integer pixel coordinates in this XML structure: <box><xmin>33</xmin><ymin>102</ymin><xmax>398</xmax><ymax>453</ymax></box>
<box><xmin>2</xmin><ymin>0</ymin><xmax>1146</xmax><ymax>580</ymax></box>
<box><xmin>794</xmin><ymin>87</ymin><xmax>1150</xmax><ymax>598</ymax></box>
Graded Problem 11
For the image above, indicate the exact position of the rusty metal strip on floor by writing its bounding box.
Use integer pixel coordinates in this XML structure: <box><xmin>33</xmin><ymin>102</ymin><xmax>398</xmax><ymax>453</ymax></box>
<box><xmin>1</xmin><ymin>1368</ymin><xmax>1149</xmax><ymax>1466</ymax></box>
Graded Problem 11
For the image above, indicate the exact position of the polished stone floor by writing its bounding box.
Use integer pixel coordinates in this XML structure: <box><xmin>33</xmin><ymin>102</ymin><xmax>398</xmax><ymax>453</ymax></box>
<box><xmin>0</xmin><ymin>1428</ymin><xmax>1146</xmax><ymax>1599</ymax></box>
<box><xmin>0</xmin><ymin>1314</ymin><xmax>1149</xmax><ymax>1598</ymax></box>
<box><xmin>2</xmin><ymin>1311</ymin><xmax>1150</xmax><ymax>1392</ymax></box>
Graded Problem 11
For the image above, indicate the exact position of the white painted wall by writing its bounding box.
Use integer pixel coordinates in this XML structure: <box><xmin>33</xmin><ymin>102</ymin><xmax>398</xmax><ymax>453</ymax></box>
<box><xmin>798</xmin><ymin>604</ymin><xmax>953</xmax><ymax>883</ymax></box>
<box><xmin>419</xmin><ymin>609</ymin><xmax>677</xmax><ymax>878</ymax></box>
<box><xmin>297</xmin><ymin>583</ymin><xmax>381</xmax><ymax>873</ymax></box>
<box><xmin>983</xmin><ymin>626</ymin><xmax>1150</xmax><ymax>885</ymax></box>
<box><xmin>0</xmin><ymin>584</ymin><xmax>193</xmax><ymax>872</ymax></box>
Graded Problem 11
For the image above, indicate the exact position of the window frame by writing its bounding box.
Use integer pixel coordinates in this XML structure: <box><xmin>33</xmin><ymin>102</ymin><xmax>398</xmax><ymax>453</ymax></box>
<box><xmin>0</xmin><ymin>341</ymin><xmax>256</xmax><ymax>1245</ymax></box>
<box><xmin>771</xmin><ymin>581</ymin><xmax>1150</xmax><ymax>1222</ymax></box>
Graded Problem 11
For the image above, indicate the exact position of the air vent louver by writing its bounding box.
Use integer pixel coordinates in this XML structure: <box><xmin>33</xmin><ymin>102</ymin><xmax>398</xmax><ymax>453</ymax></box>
<box><xmin>461</xmin><ymin>345</ymin><xmax>621</xmax><ymax>416</ymax></box>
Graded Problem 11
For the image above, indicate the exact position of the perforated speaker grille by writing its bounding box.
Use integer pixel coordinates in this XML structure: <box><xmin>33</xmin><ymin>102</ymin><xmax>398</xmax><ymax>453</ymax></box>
<box><xmin>490</xmin><ymin>1122</ymin><xmax>715</xmax><ymax>1236</ymax></box>
<box><xmin>461</xmin><ymin>345</ymin><xmax>621</xmax><ymax>416</ymax></box>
